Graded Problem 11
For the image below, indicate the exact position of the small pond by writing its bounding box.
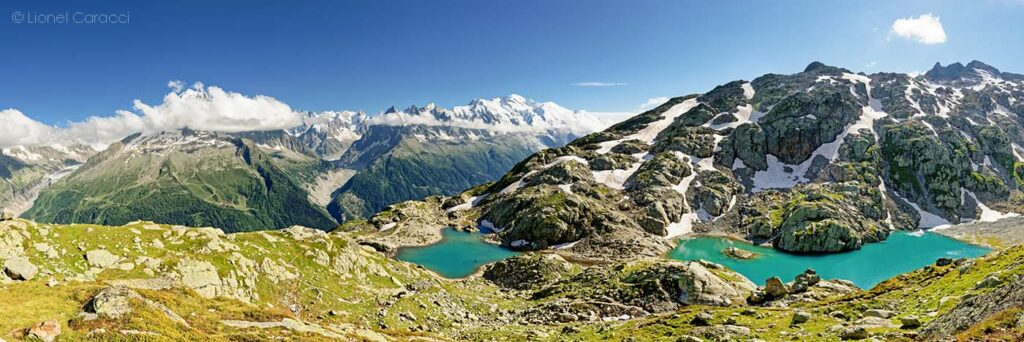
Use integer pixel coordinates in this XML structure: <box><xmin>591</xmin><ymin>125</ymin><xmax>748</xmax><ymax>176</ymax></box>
<box><xmin>395</xmin><ymin>228</ymin><xmax>519</xmax><ymax>278</ymax></box>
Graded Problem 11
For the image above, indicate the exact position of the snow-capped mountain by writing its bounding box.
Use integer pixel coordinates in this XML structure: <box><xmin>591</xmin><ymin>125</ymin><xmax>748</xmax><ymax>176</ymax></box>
<box><xmin>247</xmin><ymin>95</ymin><xmax>604</xmax><ymax>160</ymax></box>
<box><xmin>388</xmin><ymin>61</ymin><xmax>1024</xmax><ymax>261</ymax></box>
<box><xmin>285</xmin><ymin>111</ymin><xmax>367</xmax><ymax>160</ymax></box>
<box><xmin>17</xmin><ymin>95</ymin><xmax>606</xmax><ymax>227</ymax></box>
<box><xmin>372</xmin><ymin>94</ymin><xmax>602</xmax><ymax>133</ymax></box>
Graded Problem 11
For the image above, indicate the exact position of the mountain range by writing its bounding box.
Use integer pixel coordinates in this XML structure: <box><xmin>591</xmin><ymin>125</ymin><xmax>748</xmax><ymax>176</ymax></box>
<box><xmin>2</xmin><ymin>95</ymin><xmax>605</xmax><ymax>232</ymax></box>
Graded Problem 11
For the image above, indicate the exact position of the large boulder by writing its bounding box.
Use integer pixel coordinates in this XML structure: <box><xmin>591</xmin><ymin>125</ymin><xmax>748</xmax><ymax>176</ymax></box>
<box><xmin>3</xmin><ymin>257</ymin><xmax>38</xmax><ymax>281</ymax></box>
<box><xmin>589</xmin><ymin>153</ymin><xmax>636</xmax><ymax>171</ymax></box>
<box><xmin>26</xmin><ymin>320</ymin><xmax>61</xmax><ymax>342</ymax></box>
<box><xmin>177</xmin><ymin>259</ymin><xmax>222</xmax><ymax>298</ymax></box>
<box><xmin>85</xmin><ymin>249</ymin><xmax>120</xmax><ymax>268</ymax></box>
<box><xmin>675</xmin><ymin>261</ymin><xmax>758</xmax><ymax>306</ymax></box>
<box><xmin>87</xmin><ymin>285</ymin><xmax>141</xmax><ymax>318</ymax></box>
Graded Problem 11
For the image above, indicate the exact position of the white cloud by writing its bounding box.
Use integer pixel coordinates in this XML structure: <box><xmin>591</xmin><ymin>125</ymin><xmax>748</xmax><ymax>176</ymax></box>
<box><xmin>0</xmin><ymin>109</ymin><xmax>58</xmax><ymax>147</ymax></box>
<box><xmin>132</xmin><ymin>83</ymin><xmax>301</xmax><ymax>133</ymax></box>
<box><xmin>639</xmin><ymin>96</ymin><xmax>669</xmax><ymax>110</ymax></box>
<box><xmin>0</xmin><ymin>82</ymin><xmax>303</xmax><ymax>149</ymax></box>
<box><xmin>865</xmin><ymin>61</ymin><xmax>878</xmax><ymax>68</ymax></box>
<box><xmin>891</xmin><ymin>13</ymin><xmax>947</xmax><ymax>44</ymax></box>
<box><xmin>572</xmin><ymin>81</ymin><xmax>628</xmax><ymax>87</ymax></box>
<box><xmin>167</xmin><ymin>80</ymin><xmax>184</xmax><ymax>93</ymax></box>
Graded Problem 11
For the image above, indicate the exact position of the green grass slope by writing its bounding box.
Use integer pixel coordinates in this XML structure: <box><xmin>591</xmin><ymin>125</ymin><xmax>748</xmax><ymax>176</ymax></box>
<box><xmin>24</xmin><ymin>134</ymin><xmax>336</xmax><ymax>232</ymax></box>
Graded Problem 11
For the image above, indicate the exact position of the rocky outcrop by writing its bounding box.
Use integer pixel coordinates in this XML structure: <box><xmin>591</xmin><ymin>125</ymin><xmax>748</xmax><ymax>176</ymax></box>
<box><xmin>922</xmin><ymin>276</ymin><xmax>1024</xmax><ymax>339</ymax></box>
<box><xmin>523</xmin><ymin>260</ymin><xmax>755</xmax><ymax>324</ymax></box>
<box><xmin>26</xmin><ymin>320</ymin><xmax>61</xmax><ymax>342</ymax></box>
<box><xmin>751</xmin><ymin>269</ymin><xmax>860</xmax><ymax>305</ymax></box>
<box><xmin>738</xmin><ymin>182</ymin><xmax>890</xmax><ymax>253</ymax></box>
<box><xmin>761</xmin><ymin>90</ymin><xmax>863</xmax><ymax>165</ymax></box>
<box><xmin>482</xmin><ymin>254</ymin><xmax>577</xmax><ymax>290</ymax></box>
<box><xmin>688</xmin><ymin>169</ymin><xmax>742</xmax><ymax>217</ymax></box>
<box><xmin>87</xmin><ymin>285</ymin><xmax>140</xmax><ymax>318</ymax></box>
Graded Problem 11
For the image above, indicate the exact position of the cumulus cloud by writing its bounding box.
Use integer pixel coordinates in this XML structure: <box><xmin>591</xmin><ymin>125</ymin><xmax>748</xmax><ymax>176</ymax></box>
<box><xmin>572</xmin><ymin>81</ymin><xmax>628</xmax><ymax>87</ymax></box>
<box><xmin>0</xmin><ymin>109</ymin><xmax>58</xmax><ymax>147</ymax></box>
<box><xmin>0</xmin><ymin>82</ymin><xmax>303</xmax><ymax>149</ymax></box>
<box><xmin>132</xmin><ymin>83</ymin><xmax>301</xmax><ymax>133</ymax></box>
<box><xmin>639</xmin><ymin>96</ymin><xmax>670</xmax><ymax>110</ymax></box>
<box><xmin>891</xmin><ymin>13</ymin><xmax>947</xmax><ymax>44</ymax></box>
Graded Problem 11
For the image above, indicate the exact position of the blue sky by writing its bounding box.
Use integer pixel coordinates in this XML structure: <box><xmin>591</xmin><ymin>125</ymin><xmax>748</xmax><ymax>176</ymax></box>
<box><xmin>2</xmin><ymin>0</ymin><xmax>1023</xmax><ymax>125</ymax></box>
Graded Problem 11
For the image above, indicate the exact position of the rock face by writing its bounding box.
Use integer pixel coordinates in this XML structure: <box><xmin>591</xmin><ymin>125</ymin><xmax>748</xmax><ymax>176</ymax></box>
<box><xmin>476</xmin><ymin>149</ymin><xmax>675</xmax><ymax>260</ymax></box>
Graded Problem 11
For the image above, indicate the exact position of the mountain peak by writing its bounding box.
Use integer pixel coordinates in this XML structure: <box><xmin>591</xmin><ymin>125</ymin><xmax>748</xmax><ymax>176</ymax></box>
<box><xmin>803</xmin><ymin>61</ymin><xmax>829</xmax><ymax>73</ymax></box>
<box><xmin>503</xmin><ymin>94</ymin><xmax>528</xmax><ymax>103</ymax></box>
<box><xmin>966</xmin><ymin>60</ymin><xmax>1001</xmax><ymax>75</ymax></box>
<box><xmin>924</xmin><ymin>61</ymin><xmax>1008</xmax><ymax>82</ymax></box>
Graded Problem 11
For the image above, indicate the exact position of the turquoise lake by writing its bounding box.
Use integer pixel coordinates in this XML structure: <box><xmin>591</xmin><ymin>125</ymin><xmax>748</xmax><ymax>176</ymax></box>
<box><xmin>395</xmin><ymin>229</ymin><xmax>519</xmax><ymax>278</ymax></box>
<box><xmin>668</xmin><ymin>231</ymin><xmax>990</xmax><ymax>288</ymax></box>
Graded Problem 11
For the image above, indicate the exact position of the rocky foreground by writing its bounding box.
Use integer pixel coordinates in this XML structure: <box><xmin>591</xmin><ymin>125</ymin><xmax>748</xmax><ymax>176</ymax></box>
<box><xmin>3</xmin><ymin>218</ymin><xmax>1024</xmax><ymax>341</ymax></box>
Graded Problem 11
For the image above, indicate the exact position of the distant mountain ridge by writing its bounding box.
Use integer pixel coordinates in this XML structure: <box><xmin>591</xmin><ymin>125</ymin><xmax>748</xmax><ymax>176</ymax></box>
<box><xmin>23</xmin><ymin>129</ymin><xmax>337</xmax><ymax>232</ymax></box>
<box><xmin>15</xmin><ymin>95</ymin><xmax>604</xmax><ymax>230</ymax></box>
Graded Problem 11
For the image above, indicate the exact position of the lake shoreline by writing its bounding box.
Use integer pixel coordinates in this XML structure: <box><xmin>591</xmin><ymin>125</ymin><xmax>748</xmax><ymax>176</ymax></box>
<box><xmin>930</xmin><ymin>216</ymin><xmax>1024</xmax><ymax>250</ymax></box>
<box><xmin>666</xmin><ymin>231</ymin><xmax>990</xmax><ymax>288</ymax></box>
